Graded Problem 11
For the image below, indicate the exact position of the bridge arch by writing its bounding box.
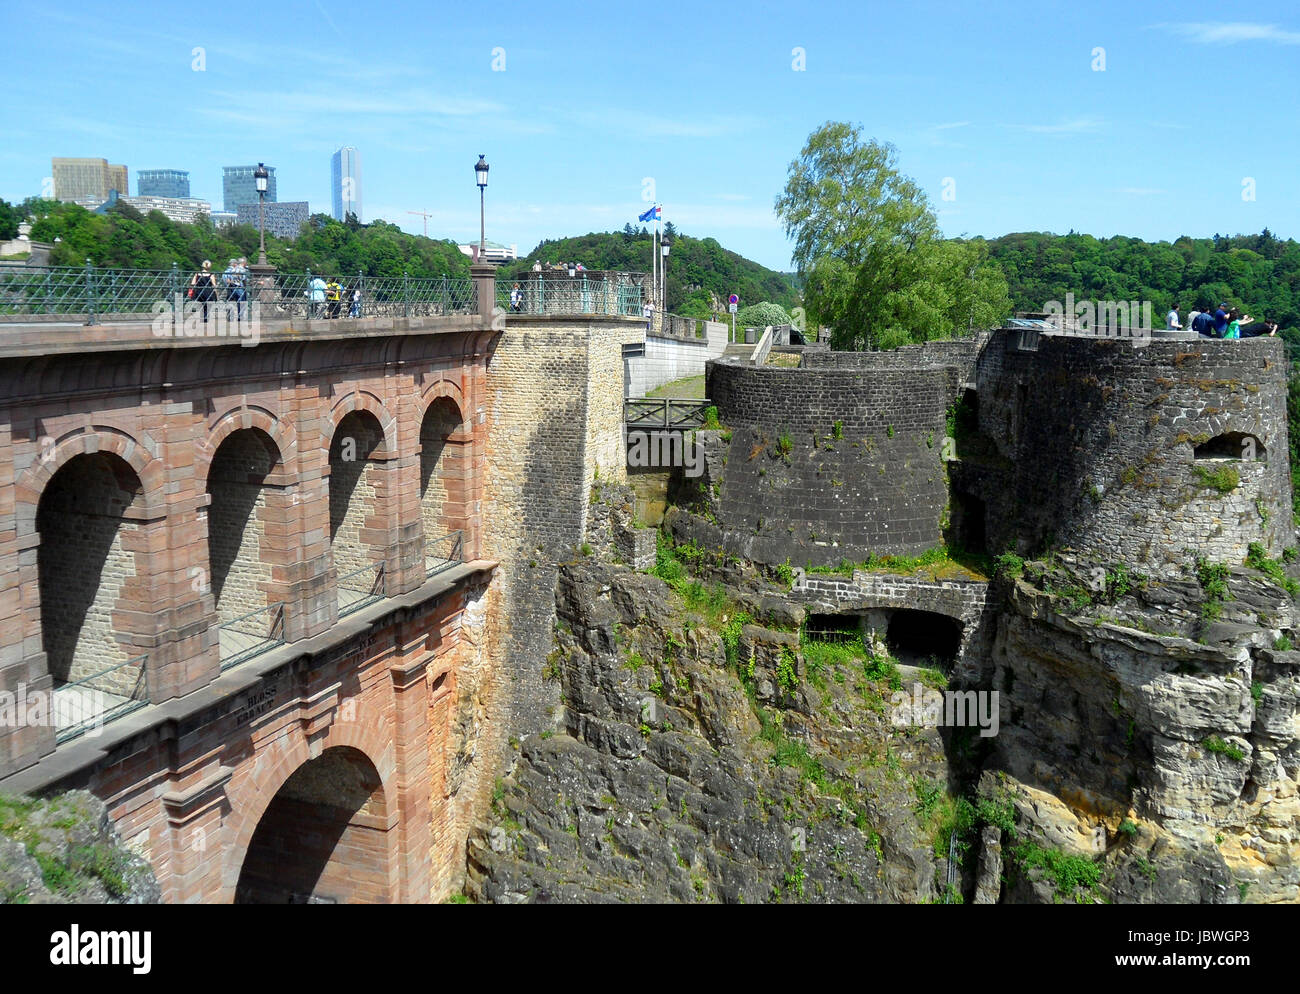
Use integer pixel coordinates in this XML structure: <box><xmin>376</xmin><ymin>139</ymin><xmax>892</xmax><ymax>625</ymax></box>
<box><xmin>419</xmin><ymin>391</ymin><xmax>468</xmax><ymax>566</ymax></box>
<box><xmin>233</xmin><ymin>745</ymin><xmax>392</xmax><ymax>903</ymax></box>
<box><xmin>222</xmin><ymin>711</ymin><xmax>398</xmax><ymax>903</ymax></box>
<box><xmin>327</xmin><ymin>390</ymin><xmax>397</xmax><ymax>460</ymax></box>
<box><xmin>205</xmin><ymin>428</ymin><xmax>287</xmax><ymax>663</ymax></box>
<box><xmin>200</xmin><ymin>404</ymin><xmax>299</xmax><ymax>477</ymax></box>
<box><xmin>35</xmin><ymin>451</ymin><xmax>151</xmax><ymax>707</ymax></box>
<box><xmin>15</xmin><ymin>427</ymin><xmax>164</xmax><ymax>537</ymax></box>
<box><xmin>328</xmin><ymin>409</ymin><xmax>390</xmax><ymax>608</ymax></box>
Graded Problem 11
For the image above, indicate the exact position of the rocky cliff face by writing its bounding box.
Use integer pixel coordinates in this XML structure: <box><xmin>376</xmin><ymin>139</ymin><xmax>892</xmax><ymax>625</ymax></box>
<box><xmin>0</xmin><ymin>790</ymin><xmax>160</xmax><ymax>904</ymax></box>
<box><xmin>465</xmin><ymin>531</ymin><xmax>1300</xmax><ymax>903</ymax></box>
<box><xmin>983</xmin><ymin>554</ymin><xmax>1300</xmax><ymax>904</ymax></box>
<box><xmin>465</xmin><ymin>559</ymin><xmax>955</xmax><ymax>903</ymax></box>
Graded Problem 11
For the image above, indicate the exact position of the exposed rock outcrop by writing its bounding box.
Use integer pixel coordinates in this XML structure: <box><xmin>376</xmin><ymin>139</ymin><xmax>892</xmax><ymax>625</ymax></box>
<box><xmin>0</xmin><ymin>790</ymin><xmax>160</xmax><ymax>904</ymax></box>
<box><xmin>466</xmin><ymin>560</ymin><xmax>949</xmax><ymax>903</ymax></box>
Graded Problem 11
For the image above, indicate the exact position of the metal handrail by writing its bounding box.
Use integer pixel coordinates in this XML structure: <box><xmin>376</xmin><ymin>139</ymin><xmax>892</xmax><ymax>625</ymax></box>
<box><xmin>217</xmin><ymin>600</ymin><xmax>286</xmax><ymax>671</ymax></box>
<box><xmin>55</xmin><ymin>652</ymin><xmax>149</xmax><ymax>744</ymax></box>
<box><xmin>623</xmin><ymin>398</ymin><xmax>713</xmax><ymax>429</ymax></box>
<box><xmin>338</xmin><ymin>560</ymin><xmax>385</xmax><ymax>617</ymax></box>
<box><xmin>0</xmin><ymin>264</ymin><xmax>477</xmax><ymax>324</ymax></box>
<box><xmin>425</xmin><ymin>529</ymin><xmax>465</xmax><ymax>577</ymax></box>
<box><xmin>496</xmin><ymin>274</ymin><xmax>644</xmax><ymax>317</ymax></box>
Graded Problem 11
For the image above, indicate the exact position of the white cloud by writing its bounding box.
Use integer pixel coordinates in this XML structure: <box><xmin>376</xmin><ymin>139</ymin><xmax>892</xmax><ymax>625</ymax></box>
<box><xmin>1161</xmin><ymin>21</ymin><xmax>1300</xmax><ymax>45</ymax></box>
<box><xmin>1008</xmin><ymin>116</ymin><xmax>1104</xmax><ymax>135</ymax></box>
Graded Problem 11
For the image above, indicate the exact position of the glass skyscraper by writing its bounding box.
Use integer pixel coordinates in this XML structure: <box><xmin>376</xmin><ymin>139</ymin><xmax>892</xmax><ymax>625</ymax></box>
<box><xmin>137</xmin><ymin>169</ymin><xmax>190</xmax><ymax>199</ymax></box>
<box><xmin>331</xmin><ymin>147</ymin><xmax>361</xmax><ymax>222</ymax></box>
<box><xmin>223</xmin><ymin>165</ymin><xmax>276</xmax><ymax>212</ymax></box>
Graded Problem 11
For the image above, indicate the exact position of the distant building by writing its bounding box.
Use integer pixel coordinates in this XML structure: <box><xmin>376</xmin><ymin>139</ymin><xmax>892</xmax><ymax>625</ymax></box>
<box><xmin>457</xmin><ymin>240</ymin><xmax>518</xmax><ymax>264</ymax></box>
<box><xmin>137</xmin><ymin>169</ymin><xmax>190</xmax><ymax>199</ymax></box>
<box><xmin>210</xmin><ymin>211</ymin><xmax>239</xmax><ymax>228</ymax></box>
<box><xmin>52</xmin><ymin>157</ymin><xmax>128</xmax><ymax>202</ymax></box>
<box><xmin>236</xmin><ymin>201</ymin><xmax>309</xmax><ymax>240</ymax></box>
<box><xmin>223</xmin><ymin>165</ymin><xmax>276</xmax><ymax>212</ymax></box>
<box><xmin>118</xmin><ymin>195</ymin><xmax>212</xmax><ymax>224</ymax></box>
<box><xmin>330</xmin><ymin>147</ymin><xmax>361</xmax><ymax>221</ymax></box>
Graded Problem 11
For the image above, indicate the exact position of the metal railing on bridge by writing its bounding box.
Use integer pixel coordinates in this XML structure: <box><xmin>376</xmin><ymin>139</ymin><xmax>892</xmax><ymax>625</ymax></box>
<box><xmin>0</xmin><ymin>263</ymin><xmax>478</xmax><ymax>324</ymax></box>
<box><xmin>624</xmin><ymin>398</ymin><xmax>714</xmax><ymax>430</ymax></box>
<box><xmin>54</xmin><ymin>653</ymin><xmax>150</xmax><ymax>744</ymax></box>
<box><xmin>338</xmin><ymin>561</ymin><xmax>385</xmax><ymax>617</ymax></box>
<box><xmin>425</xmin><ymin>529</ymin><xmax>465</xmax><ymax>578</ymax></box>
<box><xmin>497</xmin><ymin>274</ymin><xmax>643</xmax><ymax>317</ymax></box>
<box><xmin>217</xmin><ymin>601</ymin><xmax>286</xmax><ymax>671</ymax></box>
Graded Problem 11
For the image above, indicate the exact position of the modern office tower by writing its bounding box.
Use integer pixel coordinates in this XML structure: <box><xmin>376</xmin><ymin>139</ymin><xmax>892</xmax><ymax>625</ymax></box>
<box><xmin>330</xmin><ymin>147</ymin><xmax>361</xmax><ymax>221</ymax></box>
<box><xmin>137</xmin><ymin>169</ymin><xmax>191</xmax><ymax>199</ymax></box>
<box><xmin>235</xmin><ymin>201</ymin><xmax>309</xmax><ymax>240</ymax></box>
<box><xmin>223</xmin><ymin>164</ymin><xmax>277</xmax><ymax>212</ymax></box>
<box><xmin>52</xmin><ymin>157</ymin><xmax>129</xmax><ymax>202</ymax></box>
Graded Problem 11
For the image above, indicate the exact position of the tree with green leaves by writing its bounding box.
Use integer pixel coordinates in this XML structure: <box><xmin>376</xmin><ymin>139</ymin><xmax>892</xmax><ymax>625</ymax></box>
<box><xmin>775</xmin><ymin>121</ymin><xmax>1008</xmax><ymax>349</ymax></box>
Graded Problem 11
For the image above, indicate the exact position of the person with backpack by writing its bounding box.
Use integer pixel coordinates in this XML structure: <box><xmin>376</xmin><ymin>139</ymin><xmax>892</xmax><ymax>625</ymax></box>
<box><xmin>190</xmin><ymin>260</ymin><xmax>218</xmax><ymax>324</ymax></box>
<box><xmin>222</xmin><ymin>258</ymin><xmax>247</xmax><ymax>321</ymax></box>
<box><xmin>1190</xmin><ymin>305</ymin><xmax>1216</xmax><ymax>337</ymax></box>
<box><xmin>308</xmin><ymin>275</ymin><xmax>326</xmax><ymax>318</ymax></box>
<box><xmin>1212</xmin><ymin>303</ymin><xmax>1231</xmax><ymax>338</ymax></box>
<box><xmin>326</xmin><ymin>278</ymin><xmax>342</xmax><ymax>318</ymax></box>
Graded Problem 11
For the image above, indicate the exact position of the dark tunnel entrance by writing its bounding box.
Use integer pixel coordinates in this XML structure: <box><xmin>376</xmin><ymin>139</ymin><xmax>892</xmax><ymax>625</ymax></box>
<box><xmin>886</xmin><ymin>609</ymin><xmax>964</xmax><ymax>670</ymax></box>
<box><xmin>952</xmin><ymin>490</ymin><xmax>987</xmax><ymax>554</ymax></box>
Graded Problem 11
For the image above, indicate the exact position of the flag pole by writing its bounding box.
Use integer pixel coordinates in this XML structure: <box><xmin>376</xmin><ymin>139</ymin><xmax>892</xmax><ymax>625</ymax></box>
<box><xmin>652</xmin><ymin>214</ymin><xmax>659</xmax><ymax>312</ymax></box>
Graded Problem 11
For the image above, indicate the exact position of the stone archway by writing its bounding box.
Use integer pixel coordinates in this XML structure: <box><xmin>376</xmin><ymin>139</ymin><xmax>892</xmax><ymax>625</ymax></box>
<box><xmin>234</xmin><ymin>746</ymin><xmax>391</xmax><ymax>904</ymax></box>
<box><xmin>419</xmin><ymin>396</ymin><xmax>466</xmax><ymax>569</ymax></box>
<box><xmin>329</xmin><ymin>410</ymin><xmax>388</xmax><ymax>612</ymax></box>
<box><xmin>35</xmin><ymin>451</ymin><xmax>149</xmax><ymax>732</ymax></box>
<box><xmin>206</xmin><ymin>428</ymin><xmax>284</xmax><ymax>665</ymax></box>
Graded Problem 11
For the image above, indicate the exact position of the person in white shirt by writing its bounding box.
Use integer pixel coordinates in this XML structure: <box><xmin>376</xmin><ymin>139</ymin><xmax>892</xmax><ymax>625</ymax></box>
<box><xmin>643</xmin><ymin>301</ymin><xmax>655</xmax><ymax>332</ymax></box>
<box><xmin>1166</xmin><ymin>305</ymin><xmax>1182</xmax><ymax>330</ymax></box>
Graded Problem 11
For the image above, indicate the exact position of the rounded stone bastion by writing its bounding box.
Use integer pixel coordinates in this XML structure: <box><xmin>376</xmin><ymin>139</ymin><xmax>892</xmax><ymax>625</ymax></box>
<box><xmin>969</xmin><ymin>331</ymin><xmax>1293</xmax><ymax>568</ymax></box>
<box><xmin>702</xmin><ymin>348</ymin><xmax>966</xmax><ymax>567</ymax></box>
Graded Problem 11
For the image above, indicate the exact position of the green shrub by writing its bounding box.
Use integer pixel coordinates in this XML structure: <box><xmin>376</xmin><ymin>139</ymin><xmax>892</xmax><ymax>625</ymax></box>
<box><xmin>1013</xmin><ymin>842</ymin><xmax>1102</xmax><ymax>901</ymax></box>
<box><xmin>735</xmin><ymin>301</ymin><xmax>791</xmax><ymax>329</ymax></box>
<box><xmin>1204</xmin><ymin>736</ymin><xmax>1246</xmax><ymax>762</ymax></box>
<box><xmin>993</xmin><ymin>551</ymin><xmax>1025</xmax><ymax>579</ymax></box>
<box><xmin>1193</xmin><ymin>465</ymin><xmax>1239</xmax><ymax>494</ymax></box>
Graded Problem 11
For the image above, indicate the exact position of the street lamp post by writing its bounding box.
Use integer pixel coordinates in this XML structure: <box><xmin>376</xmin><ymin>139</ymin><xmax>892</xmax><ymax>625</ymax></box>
<box><xmin>475</xmin><ymin>155</ymin><xmax>489</xmax><ymax>262</ymax></box>
<box><xmin>254</xmin><ymin>163</ymin><xmax>269</xmax><ymax>266</ymax></box>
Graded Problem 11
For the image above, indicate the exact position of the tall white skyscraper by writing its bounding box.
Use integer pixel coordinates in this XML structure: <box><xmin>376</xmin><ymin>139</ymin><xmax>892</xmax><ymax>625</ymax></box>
<box><xmin>331</xmin><ymin>147</ymin><xmax>361</xmax><ymax>222</ymax></box>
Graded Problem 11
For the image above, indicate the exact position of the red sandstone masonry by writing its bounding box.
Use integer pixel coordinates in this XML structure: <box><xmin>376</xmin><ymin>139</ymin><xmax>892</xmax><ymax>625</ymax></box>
<box><xmin>0</xmin><ymin>314</ymin><xmax>499</xmax><ymax>902</ymax></box>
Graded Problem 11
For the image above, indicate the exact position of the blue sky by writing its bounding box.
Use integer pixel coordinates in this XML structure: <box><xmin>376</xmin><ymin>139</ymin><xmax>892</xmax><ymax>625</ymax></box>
<box><xmin>2</xmin><ymin>1</ymin><xmax>1298</xmax><ymax>271</ymax></box>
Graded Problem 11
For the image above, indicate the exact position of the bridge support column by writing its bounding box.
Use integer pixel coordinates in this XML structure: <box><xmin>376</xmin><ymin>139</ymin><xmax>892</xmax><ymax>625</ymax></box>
<box><xmin>390</xmin><ymin>644</ymin><xmax>436</xmax><ymax>902</ymax></box>
<box><xmin>471</xmin><ymin>264</ymin><xmax>496</xmax><ymax>323</ymax></box>
<box><xmin>161</xmin><ymin>765</ymin><xmax>233</xmax><ymax>903</ymax></box>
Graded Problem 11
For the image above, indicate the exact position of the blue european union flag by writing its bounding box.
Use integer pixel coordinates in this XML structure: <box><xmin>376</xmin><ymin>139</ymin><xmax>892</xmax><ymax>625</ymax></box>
<box><xmin>638</xmin><ymin>205</ymin><xmax>660</xmax><ymax>223</ymax></box>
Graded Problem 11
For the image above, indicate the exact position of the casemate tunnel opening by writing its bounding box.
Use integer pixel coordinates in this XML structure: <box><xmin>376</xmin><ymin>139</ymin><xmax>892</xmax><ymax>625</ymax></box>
<box><xmin>804</xmin><ymin>609</ymin><xmax>964</xmax><ymax>671</ymax></box>
<box><xmin>235</xmin><ymin>746</ymin><xmax>390</xmax><ymax>904</ymax></box>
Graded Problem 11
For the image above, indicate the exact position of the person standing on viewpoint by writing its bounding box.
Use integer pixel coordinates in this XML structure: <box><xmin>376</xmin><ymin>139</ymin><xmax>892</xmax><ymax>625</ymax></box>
<box><xmin>190</xmin><ymin>260</ymin><xmax>218</xmax><ymax>324</ymax></box>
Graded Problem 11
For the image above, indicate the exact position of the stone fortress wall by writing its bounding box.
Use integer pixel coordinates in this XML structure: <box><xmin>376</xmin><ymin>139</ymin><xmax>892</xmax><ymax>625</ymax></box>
<box><xmin>703</xmin><ymin>331</ymin><xmax>1291</xmax><ymax>570</ymax></box>
<box><xmin>702</xmin><ymin>340</ymin><xmax>977</xmax><ymax>567</ymax></box>
<box><xmin>962</xmin><ymin>331</ymin><xmax>1293</xmax><ymax>568</ymax></box>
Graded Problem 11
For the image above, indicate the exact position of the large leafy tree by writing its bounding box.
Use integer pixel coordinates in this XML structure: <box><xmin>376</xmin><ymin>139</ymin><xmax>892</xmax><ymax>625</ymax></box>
<box><xmin>775</xmin><ymin>121</ymin><xmax>1008</xmax><ymax>349</ymax></box>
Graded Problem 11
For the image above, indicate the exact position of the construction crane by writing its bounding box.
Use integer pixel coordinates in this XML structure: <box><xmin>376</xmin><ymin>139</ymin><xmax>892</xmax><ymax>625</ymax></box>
<box><xmin>406</xmin><ymin>210</ymin><xmax>433</xmax><ymax>238</ymax></box>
